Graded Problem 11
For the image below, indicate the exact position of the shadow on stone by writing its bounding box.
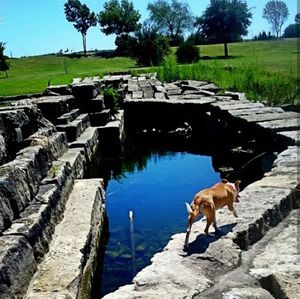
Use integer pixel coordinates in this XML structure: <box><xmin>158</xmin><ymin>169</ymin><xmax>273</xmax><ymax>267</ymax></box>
<box><xmin>185</xmin><ymin>223</ymin><xmax>237</xmax><ymax>256</ymax></box>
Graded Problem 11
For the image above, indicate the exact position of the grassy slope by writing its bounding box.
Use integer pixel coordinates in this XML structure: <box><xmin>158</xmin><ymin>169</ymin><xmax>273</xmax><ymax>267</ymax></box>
<box><xmin>153</xmin><ymin>38</ymin><xmax>298</xmax><ymax>104</ymax></box>
<box><xmin>0</xmin><ymin>55</ymin><xmax>135</xmax><ymax>96</ymax></box>
<box><xmin>198</xmin><ymin>38</ymin><xmax>297</xmax><ymax>75</ymax></box>
<box><xmin>0</xmin><ymin>38</ymin><xmax>298</xmax><ymax>99</ymax></box>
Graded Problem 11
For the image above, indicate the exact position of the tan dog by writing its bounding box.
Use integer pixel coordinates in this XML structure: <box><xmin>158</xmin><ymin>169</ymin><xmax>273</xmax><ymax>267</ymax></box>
<box><xmin>184</xmin><ymin>179</ymin><xmax>241</xmax><ymax>249</ymax></box>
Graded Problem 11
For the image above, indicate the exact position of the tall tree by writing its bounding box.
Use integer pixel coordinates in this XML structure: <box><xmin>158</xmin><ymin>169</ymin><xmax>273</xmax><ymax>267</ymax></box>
<box><xmin>98</xmin><ymin>0</ymin><xmax>141</xmax><ymax>54</ymax></box>
<box><xmin>147</xmin><ymin>0</ymin><xmax>194</xmax><ymax>46</ymax></box>
<box><xmin>64</xmin><ymin>0</ymin><xmax>97</xmax><ymax>55</ymax></box>
<box><xmin>196</xmin><ymin>0</ymin><xmax>252</xmax><ymax>58</ymax></box>
<box><xmin>263</xmin><ymin>0</ymin><xmax>289</xmax><ymax>38</ymax></box>
<box><xmin>98</xmin><ymin>0</ymin><xmax>141</xmax><ymax>35</ymax></box>
<box><xmin>0</xmin><ymin>42</ymin><xmax>9</xmax><ymax>78</ymax></box>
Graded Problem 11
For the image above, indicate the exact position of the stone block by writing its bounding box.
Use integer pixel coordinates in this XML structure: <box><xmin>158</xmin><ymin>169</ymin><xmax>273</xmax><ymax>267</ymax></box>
<box><xmin>45</xmin><ymin>85</ymin><xmax>72</xmax><ymax>96</ymax></box>
<box><xmin>35</xmin><ymin>96</ymin><xmax>75</xmax><ymax>122</ymax></box>
<box><xmin>59</xmin><ymin>148</ymin><xmax>86</xmax><ymax>179</ymax></box>
<box><xmin>0</xmin><ymin>236</ymin><xmax>37</xmax><ymax>298</ymax></box>
<box><xmin>0</xmin><ymin>164</ymin><xmax>32</xmax><ymax>217</ymax></box>
<box><xmin>69</xmin><ymin>127</ymin><xmax>99</xmax><ymax>162</ymax></box>
<box><xmin>56</xmin><ymin>114</ymin><xmax>90</xmax><ymax>142</ymax></box>
<box><xmin>56</xmin><ymin>109</ymin><xmax>80</xmax><ymax>125</ymax></box>
<box><xmin>25</xmin><ymin>179</ymin><xmax>105</xmax><ymax>299</ymax></box>
<box><xmin>89</xmin><ymin>110</ymin><xmax>111</xmax><ymax>126</ymax></box>
<box><xmin>71</xmin><ymin>82</ymin><xmax>100</xmax><ymax>101</ymax></box>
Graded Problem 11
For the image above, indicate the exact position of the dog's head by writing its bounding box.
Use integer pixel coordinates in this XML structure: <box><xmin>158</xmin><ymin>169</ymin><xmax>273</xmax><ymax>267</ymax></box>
<box><xmin>222</xmin><ymin>179</ymin><xmax>241</xmax><ymax>202</ymax></box>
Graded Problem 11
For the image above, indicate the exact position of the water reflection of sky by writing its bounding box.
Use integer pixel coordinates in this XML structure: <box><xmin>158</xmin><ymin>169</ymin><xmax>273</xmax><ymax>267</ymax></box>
<box><xmin>100</xmin><ymin>151</ymin><xmax>220</xmax><ymax>297</ymax></box>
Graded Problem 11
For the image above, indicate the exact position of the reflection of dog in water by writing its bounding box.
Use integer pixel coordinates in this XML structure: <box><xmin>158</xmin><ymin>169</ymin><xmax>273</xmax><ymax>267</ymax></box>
<box><xmin>184</xmin><ymin>179</ymin><xmax>241</xmax><ymax>249</ymax></box>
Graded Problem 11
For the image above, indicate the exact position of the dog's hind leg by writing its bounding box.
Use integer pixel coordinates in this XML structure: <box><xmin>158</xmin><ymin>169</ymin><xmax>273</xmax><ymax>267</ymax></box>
<box><xmin>228</xmin><ymin>203</ymin><xmax>238</xmax><ymax>218</ymax></box>
<box><xmin>204</xmin><ymin>209</ymin><xmax>215</xmax><ymax>235</ymax></box>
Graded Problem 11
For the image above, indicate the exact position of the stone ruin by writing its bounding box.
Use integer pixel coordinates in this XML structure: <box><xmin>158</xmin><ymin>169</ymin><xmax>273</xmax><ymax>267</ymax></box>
<box><xmin>0</xmin><ymin>73</ymin><xmax>299</xmax><ymax>299</ymax></box>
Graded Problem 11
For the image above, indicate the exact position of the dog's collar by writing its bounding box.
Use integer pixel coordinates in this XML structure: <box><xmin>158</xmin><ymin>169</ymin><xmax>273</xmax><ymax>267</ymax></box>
<box><xmin>227</xmin><ymin>183</ymin><xmax>236</xmax><ymax>191</ymax></box>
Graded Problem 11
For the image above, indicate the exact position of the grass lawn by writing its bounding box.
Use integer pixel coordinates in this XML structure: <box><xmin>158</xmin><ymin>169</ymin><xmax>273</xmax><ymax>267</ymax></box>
<box><xmin>0</xmin><ymin>38</ymin><xmax>298</xmax><ymax>104</ymax></box>
<box><xmin>0</xmin><ymin>55</ymin><xmax>135</xmax><ymax>96</ymax></box>
<box><xmin>149</xmin><ymin>38</ymin><xmax>298</xmax><ymax>104</ymax></box>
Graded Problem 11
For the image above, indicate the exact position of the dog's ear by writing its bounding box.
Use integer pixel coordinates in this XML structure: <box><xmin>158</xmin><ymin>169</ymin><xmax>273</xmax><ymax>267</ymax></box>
<box><xmin>222</xmin><ymin>179</ymin><xmax>228</xmax><ymax>184</ymax></box>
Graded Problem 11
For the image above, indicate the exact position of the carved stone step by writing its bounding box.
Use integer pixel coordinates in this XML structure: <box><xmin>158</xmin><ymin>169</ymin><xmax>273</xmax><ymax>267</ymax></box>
<box><xmin>56</xmin><ymin>108</ymin><xmax>80</xmax><ymax>125</ymax></box>
<box><xmin>56</xmin><ymin>113</ymin><xmax>90</xmax><ymax>142</ymax></box>
<box><xmin>25</xmin><ymin>179</ymin><xmax>105</xmax><ymax>299</ymax></box>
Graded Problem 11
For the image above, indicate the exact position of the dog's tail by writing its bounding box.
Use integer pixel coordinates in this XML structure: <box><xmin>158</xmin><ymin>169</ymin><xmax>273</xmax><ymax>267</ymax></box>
<box><xmin>185</xmin><ymin>202</ymin><xmax>193</xmax><ymax>214</ymax></box>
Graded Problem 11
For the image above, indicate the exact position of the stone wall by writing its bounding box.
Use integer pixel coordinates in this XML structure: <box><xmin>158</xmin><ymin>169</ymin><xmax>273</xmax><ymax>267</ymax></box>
<box><xmin>0</xmin><ymin>74</ymin><xmax>299</xmax><ymax>299</ymax></box>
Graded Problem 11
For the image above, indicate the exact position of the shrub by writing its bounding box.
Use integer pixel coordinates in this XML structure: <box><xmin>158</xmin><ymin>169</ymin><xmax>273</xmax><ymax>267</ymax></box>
<box><xmin>176</xmin><ymin>42</ymin><xmax>200</xmax><ymax>64</ymax></box>
<box><xmin>130</xmin><ymin>26</ymin><xmax>170</xmax><ymax>66</ymax></box>
<box><xmin>102</xmin><ymin>86</ymin><xmax>122</xmax><ymax>114</ymax></box>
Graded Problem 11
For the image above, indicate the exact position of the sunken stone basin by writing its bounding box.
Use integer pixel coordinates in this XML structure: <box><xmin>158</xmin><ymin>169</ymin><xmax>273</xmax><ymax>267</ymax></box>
<box><xmin>0</xmin><ymin>75</ymin><xmax>298</xmax><ymax>299</ymax></box>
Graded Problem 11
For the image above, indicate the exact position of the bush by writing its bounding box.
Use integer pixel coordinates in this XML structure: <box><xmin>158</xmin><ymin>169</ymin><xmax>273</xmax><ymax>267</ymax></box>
<box><xmin>283</xmin><ymin>24</ymin><xmax>300</xmax><ymax>38</ymax></box>
<box><xmin>102</xmin><ymin>86</ymin><xmax>122</xmax><ymax>114</ymax></box>
<box><xmin>130</xmin><ymin>26</ymin><xmax>170</xmax><ymax>66</ymax></box>
<box><xmin>176</xmin><ymin>42</ymin><xmax>200</xmax><ymax>64</ymax></box>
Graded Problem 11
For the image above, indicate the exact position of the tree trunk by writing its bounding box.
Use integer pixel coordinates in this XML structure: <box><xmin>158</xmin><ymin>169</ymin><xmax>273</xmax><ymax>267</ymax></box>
<box><xmin>5</xmin><ymin>70</ymin><xmax>8</xmax><ymax>78</ymax></box>
<box><xmin>224</xmin><ymin>42</ymin><xmax>229</xmax><ymax>58</ymax></box>
<box><xmin>82</xmin><ymin>32</ymin><xmax>87</xmax><ymax>56</ymax></box>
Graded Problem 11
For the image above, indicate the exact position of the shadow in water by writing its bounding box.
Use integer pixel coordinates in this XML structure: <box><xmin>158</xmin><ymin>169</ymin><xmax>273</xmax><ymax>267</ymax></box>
<box><xmin>184</xmin><ymin>223</ymin><xmax>237</xmax><ymax>256</ymax></box>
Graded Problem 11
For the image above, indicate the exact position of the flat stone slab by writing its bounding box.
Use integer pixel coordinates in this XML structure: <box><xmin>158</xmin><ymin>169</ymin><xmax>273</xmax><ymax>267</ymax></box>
<box><xmin>58</xmin><ymin>148</ymin><xmax>86</xmax><ymax>179</ymax></box>
<box><xmin>257</xmin><ymin>118</ymin><xmax>299</xmax><ymax>132</ymax></box>
<box><xmin>69</xmin><ymin>126</ymin><xmax>99</xmax><ymax>161</ymax></box>
<box><xmin>26</xmin><ymin>179</ymin><xmax>105</xmax><ymax>299</ymax></box>
<box><xmin>277</xmin><ymin>130</ymin><xmax>300</xmax><ymax>145</ymax></box>
<box><xmin>226</xmin><ymin>107</ymin><xmax>283</xmax><ymax>117</ymax></box>
<box><xmin>56</xmin><ymin>108</ymin><xmax>80</xmax><ymax>125</ymax></box>
<box><xmin>240</xmin><ymin>111</ymin><xmax>299</xmax><ymax>123</ymax></box>
<box><xmin>250</xmin><ymin>210</ymin><xmax>300</xmax><ymax>299</ymax></box>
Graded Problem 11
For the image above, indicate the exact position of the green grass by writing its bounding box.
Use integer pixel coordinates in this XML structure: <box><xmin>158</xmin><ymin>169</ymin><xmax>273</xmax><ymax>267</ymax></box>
<box><xmin>145</xmin><ymin>38</ymin><xmax>299</xmax><ymax>105</ymax></box>
<box><xmin>0</xmin><ymin>38</ymin><xmax>298</xmax><ymax>104</ymax></box>
<box><xmin>0</xmin><ymin>54</ymin><xmax>135</xmax><ymax>96</ymax></box>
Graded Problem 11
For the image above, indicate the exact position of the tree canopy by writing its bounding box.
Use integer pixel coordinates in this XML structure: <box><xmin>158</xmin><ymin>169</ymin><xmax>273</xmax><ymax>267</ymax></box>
<box><xmin>147</xmin><ymin>0</ymin><xmax>194</xmax><ymax>46</ymax></box>
<box><xmin>196</xmin><ymin>0</ymin><xmax>252</xmax><ymax>58</ymax></box>
<box><xmin>64</xmin><ymin>0</ymin><xmax>97</xmax><ymax>55</ymax></box>
<box><xmin>262</xmin><ymin>0</ymin><xmax>289</xmax><ymax>38</ymax></box>
<box><xmin>98</xmin><ymin>0</ymin><xmax>141</xmax><ymax>35</ymax></box>
<box><xmin>295</xmin><ymin>13</ymin><xmax>300</xmax><ymax>24</ymax></box>
<box><xmin>0</xmin><ymin>42</ymin><xmax>9</xmax><ymax>78</ymax></box>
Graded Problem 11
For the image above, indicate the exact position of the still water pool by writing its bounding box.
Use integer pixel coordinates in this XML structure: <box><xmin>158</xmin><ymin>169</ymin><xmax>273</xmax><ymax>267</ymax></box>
<box><xmin>95</xmin><ymin>150</ymin><xmax>220</xmax><ymax>297</ymax></box>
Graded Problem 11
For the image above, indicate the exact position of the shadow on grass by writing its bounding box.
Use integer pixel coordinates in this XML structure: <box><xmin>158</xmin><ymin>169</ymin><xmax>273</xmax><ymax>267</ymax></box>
<box><xmin>201</xmin><ymin>55</ymin><xmax>243</xmax><ymax>60</ymax></box>
<box><xmin>184</xmin><ymin>223</ymin><xmax>237</xmax><ymax>256</ymax></box>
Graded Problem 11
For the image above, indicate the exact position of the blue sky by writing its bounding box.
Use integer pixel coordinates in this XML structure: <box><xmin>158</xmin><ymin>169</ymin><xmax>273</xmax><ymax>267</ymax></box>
<box><xmin>0</xmin><ymin>0</ymin><xmax>298</xmax><ymax>57</ymax></box>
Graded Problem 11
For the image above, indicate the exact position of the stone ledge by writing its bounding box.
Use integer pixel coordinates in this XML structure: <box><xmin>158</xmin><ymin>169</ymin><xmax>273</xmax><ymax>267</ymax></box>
<box><xmin>25</xmin><ymin>179</ymin><xmax>105</xmax><ymax>299</ymax></box>
<box><xmin>0</xmin><ymin>235</ymin><xmax>37</xmax><ymax>298</ymax></box>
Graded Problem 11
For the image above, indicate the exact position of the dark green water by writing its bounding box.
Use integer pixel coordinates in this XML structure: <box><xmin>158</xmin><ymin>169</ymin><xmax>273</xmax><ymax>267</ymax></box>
<box><xmin>93</xmin><ymin>149</ymin><xmax>220</xmax><ymax>297</ymax></box>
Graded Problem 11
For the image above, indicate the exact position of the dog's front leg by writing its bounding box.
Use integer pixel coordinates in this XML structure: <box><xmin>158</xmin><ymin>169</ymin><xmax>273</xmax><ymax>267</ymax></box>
<box><xmin>184</xmin><ymin>217</ymin><xmax>193</xmax><ymax>250</ymax></box>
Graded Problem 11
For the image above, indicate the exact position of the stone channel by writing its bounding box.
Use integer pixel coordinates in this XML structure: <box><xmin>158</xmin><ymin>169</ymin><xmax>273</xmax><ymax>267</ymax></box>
<box><xmin>0</xmin><ymin>74</ymin><xmax>298</xmax><ymax>299</ymax></box>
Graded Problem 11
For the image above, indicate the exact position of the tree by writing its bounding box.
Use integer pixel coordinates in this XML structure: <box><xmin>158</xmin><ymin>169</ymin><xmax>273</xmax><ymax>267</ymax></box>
<box><xmin>295</xmin><ymin>13</ymin><xmax>300</xmax><ymax>24</ymax></box>
<box><xmin>263</xmin><ymin>0</ymin><xmax>289</xmax><ymax>38</ymax></box>
<box><xmin>196</xmin><ymin>0</ymin><xmax>252</xmax><ymax>58</ymax></box>
<box><xmin>0</xmin><ymin>42</ymin><xmax>9</xmax><ymax>78</ymax></box>
<box><xmin>147</xmin><ymin>0</ymin><xmax>194</xmax><ymax>46</ymax></box>
<box><xmin>98</xmin><ymin>0</ymin><xmax>141</xmax><ymax>54</ymax></box>
<box><xmin>282</xmin><ymin>23</ymin><xmax>300</xmax><ymax>38</ymax></box>
<box><xmin>130</xmin><ymin>26</ymin><xmax>170</xmax><ymax>66</ymax></box>
<box><xmin>98</xmin><ymin>0</ymin><xmax>141</xmax><ymax>35</ymax></box>
<box><xmin>64</xmin><ymin>0</ymin><xmax>97</xmax><ymax>55</ymax></box>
